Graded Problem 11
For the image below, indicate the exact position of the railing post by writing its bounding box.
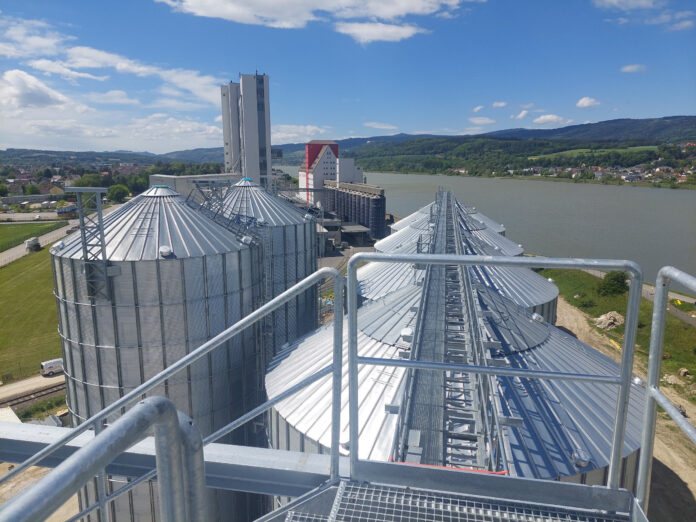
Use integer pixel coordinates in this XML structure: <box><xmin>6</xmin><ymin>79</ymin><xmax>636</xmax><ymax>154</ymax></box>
<box><xmin>330</xmin><ymin>273</ymin><xmax>345</xmax><ymax>481</ymax></box>
<box><xmin>178</xmin><ymin>412</ymin><xmax>208</xmax><ymax>521</ymax></box>
<box><xmin>607</xmin><ymin>264</ymin><xmax>642</xmax><ymax>489</ymax></box>
<box><xmin>347</xmin><ymin>258</ymin><xmax>360</xmax><ymax>478</ymax></box>
<box><xmin>636</xmin><ymin>267</ymin><xmax>696</xmax><ymax>509</ymax></box>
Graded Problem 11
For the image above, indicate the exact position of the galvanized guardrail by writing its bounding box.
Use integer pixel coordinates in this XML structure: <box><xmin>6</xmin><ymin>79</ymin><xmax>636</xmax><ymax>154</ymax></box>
<box><xmin>636</xmin><ymin>266</ymin><xmax>696</xmax><ymax>510</ymax></box>
<box><xmin>0</xmin><ymin>267</ymin><xmax>344</xmax><ymax>522</ymax></box>
<box><xmin>346</xmin><ymin>253</ymin><xmax>643</xmax><ymax>490</ymax></box>
<box><xmin>0</xmin><ymin>397</ymin><xmax>205</xmax><ymax>522</ymax></box>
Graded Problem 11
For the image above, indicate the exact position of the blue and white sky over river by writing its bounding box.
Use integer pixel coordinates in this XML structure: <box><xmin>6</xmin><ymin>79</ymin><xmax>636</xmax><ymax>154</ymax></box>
<box><xmin>1</xmin><ymin>0</ymin><xmax>694</xmax><ymax>153</ymax></box>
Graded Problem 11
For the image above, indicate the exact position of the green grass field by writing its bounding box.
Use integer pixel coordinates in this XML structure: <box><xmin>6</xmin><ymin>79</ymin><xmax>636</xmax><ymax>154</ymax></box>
<box><xmin>528</xmin><ymin>145</ymin><xmax>658</xmax><ymax>161</ymax></box>
<box><xmin>540</xmin><ymin>268</ymin><xmax>696</xmax><ymax>399</ymax></box>
<box><xmin>0</xmin><ymin>222</ymin><xmax>65</xmax><ymax>252</ymax></box>
<box><xmin>0</xmin><ymin>247</ymin><xmax>62</xmax><ymax>383</ymax></box>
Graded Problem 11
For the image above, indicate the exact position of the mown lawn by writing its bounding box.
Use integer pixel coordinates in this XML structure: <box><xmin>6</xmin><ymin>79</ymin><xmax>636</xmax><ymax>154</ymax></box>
<box><xmin>540</xmin><ymin>269</ymin><xmax>696</xmax><ymax>387</ymax></box>
<box><xmin>0</xmin><ymin>222</ymin><xmax>65</xmax><ymax>252</ymax></box>
<box><xmin>0</xmin><ymin>247</ymin><xmax>62</xmax><ymax>383</ymax></box>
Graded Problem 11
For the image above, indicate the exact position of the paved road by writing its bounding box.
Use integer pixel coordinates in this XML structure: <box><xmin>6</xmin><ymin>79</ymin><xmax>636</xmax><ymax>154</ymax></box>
<box><xmin>583</xmin><ymin>269</ymin><xmax>696</xmax><ymax>328</ymax></box>
<box><xmin>0</xmin><ymin>203</ymin><xmax>124</xmax><ymax>268</ymax></box>
<box><xmin>1</xmin><ymin>212</ymin><xmax>60</xmax><ymax>221</ymax></box>
<box><xmin>0</xmin><ymin>221</ymin><xmax>74</xmax><ymax>267</ymax></box>
<box><xmin>0</xmin><ymin>374</ymin><xmax>65</xmax><ymax>402</ymax></box>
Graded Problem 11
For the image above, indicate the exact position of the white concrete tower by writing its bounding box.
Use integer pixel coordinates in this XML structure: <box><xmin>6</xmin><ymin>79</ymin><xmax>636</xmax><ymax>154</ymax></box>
<box><xmin>220</xmin><ymin>73</ymin><xmax>272</xmax><ymax>188</ymax></box>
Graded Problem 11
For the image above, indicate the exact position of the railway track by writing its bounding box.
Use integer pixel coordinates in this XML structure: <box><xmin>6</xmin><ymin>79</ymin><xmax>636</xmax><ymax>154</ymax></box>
<box><xmin>0</xmin><ymin>383</ymin><xmax>66</xmax><ymax>409</ymax></box>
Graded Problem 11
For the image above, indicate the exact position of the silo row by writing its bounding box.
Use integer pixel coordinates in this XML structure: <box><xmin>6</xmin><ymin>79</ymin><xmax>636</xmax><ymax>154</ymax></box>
<box><xmin>361</xmin><ymin>194</ymin><xmax>558</xmax><ymax>323</ymax></box>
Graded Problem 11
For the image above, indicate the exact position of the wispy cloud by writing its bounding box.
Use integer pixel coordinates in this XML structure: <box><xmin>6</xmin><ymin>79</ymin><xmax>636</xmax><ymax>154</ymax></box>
<box><xmin>576</xmin><ymin>96</ymin><xmax>600</xmax><ymax>108</ymax></box>
<box><xmin>271</xmin><ymin>124</ymin><xmax>331</xmax><ymax>143</ymax></box>
<box><xmin>27</xmin><ymin>59</ymin><xmax>108</xmax><ymax>83</ymax></box>
<box><xmin>85</xmin><ymin>89</ymin><xmax>139</xmax><ymax>105</ymax></box>
<box><xmin>472</xmin><ymin>105</ymin><xmax>484</xmax><ymax>112</ymax></box>
<box><xmin>592</xmin><ymin>0</ymin><xmax>658</xmax><ymax>10</ymax></box>
<box><xmin>0</xmin><ymin>16</ymin><xmax>70</xmax><ymax>58</ymax></box>
<box><xmin>511</xmin><ymin>110</ymin><xmax>528</xmax><ymax>120</ymax></box>
<box><xmin>364</xmin><ymin>121</ymin><xmax>398</xmax><ymax>130</ymax></box>
<box><xmin>492</xmin><ymin>101</ymin><xmax>506</xmax><ymax>108</ymax></box>
<box><xmin>469</xmin><ymin>116</ymin><xmax>495</xmax><ymax>125</ymax></box>
<box><xmin>533</xmin><ymin>114</ymin><xmax>571</xmax><ymax>125</ymax></box>
<box><xmin>334</xmin><ymin>22</ymin><xmax>427</xmax><ymax>44</ymax></box>
<box><xmin>520</xmin><ymin>103</ymin><xmax>534</xmax><ymax>109</ymax></box>
<box><xmin>621</xmin><ymin>63</ymin><xmax>646</xmax><ymax>72</ymax></box>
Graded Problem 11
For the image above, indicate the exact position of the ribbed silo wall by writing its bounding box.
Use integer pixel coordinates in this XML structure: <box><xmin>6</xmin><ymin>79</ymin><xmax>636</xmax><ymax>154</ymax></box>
<box><xmin>52</xmin><ymin>247</ymin><xmax>266</xmax><ymax>520</ymax></box>
<box><xmin>259</xmin><ymin>220</ymin><xmax>317</xmax><ymax>361</ymax></box>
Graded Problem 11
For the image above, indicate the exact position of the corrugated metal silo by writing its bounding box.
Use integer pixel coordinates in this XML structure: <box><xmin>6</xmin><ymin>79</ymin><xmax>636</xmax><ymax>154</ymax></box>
<box><xmin>50</xmin><ymin>186</ymin><xmax>264</xmax><ymax>520</ymax></box>
<box><xmin>218</xmin><ymin>178</ymin><xmax>318</xmax><ymax>359</ymax></box>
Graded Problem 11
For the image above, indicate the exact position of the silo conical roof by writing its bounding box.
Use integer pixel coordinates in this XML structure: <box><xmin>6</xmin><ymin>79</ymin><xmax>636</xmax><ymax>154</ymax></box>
<box><xmin>53</xmin><ymin>186</ymin><xmax>245</xmax><ymax>261</ymax></box>
<box><xmin>221</xmin><ymin>178</ymin><xmax>307</xmax><ymax>226</ymax></box>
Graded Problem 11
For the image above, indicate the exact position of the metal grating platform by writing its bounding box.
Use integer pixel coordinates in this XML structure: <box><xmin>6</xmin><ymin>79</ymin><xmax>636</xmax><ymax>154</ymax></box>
<box><xmin>284</xmin><ymin>482</ymin><xmax>630</xmax><ymax>522</ymax></box>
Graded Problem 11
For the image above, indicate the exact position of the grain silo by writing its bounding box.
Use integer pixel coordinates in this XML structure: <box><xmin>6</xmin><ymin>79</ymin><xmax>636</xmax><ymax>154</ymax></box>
<box><xmin>217</xmin><ymin>178</ymin><xmax>318</xmax><ymax>359</ymax></box>
<box><xmin>50</xmin><ymin>186</ymin><xmax>264</xmax><ymax>520</ymax></box>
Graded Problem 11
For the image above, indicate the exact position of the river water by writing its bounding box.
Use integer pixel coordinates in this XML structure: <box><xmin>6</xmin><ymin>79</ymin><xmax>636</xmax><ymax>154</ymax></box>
<box><xmin>279</xmin><ymin>167</ymin><xmax>696</xmax><ymax>289</ymax></box>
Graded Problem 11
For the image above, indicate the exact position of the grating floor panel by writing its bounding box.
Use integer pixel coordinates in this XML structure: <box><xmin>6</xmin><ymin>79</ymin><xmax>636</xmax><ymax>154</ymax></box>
<box><xmin>283</xmin><ymin>482</ymin><xmax>630</xmax><ymax>522</ymax></box>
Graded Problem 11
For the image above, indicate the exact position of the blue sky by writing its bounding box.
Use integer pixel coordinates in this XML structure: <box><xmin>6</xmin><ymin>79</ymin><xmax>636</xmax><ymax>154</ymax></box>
<box><xmin>0</xmin><ymin>0</ymin><xmax>694</xmax><ymax>153</ymax></box>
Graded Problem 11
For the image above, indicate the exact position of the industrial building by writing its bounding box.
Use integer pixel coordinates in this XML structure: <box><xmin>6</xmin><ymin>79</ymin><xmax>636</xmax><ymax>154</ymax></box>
<box><xmin>266</xmin><ymin>189</ymin><xmax>642</xmax><ymax>490</ymax></box>
<box><xmin>298</xmin><ymin>141</ymin><xmax>364</xmax><ymax>206</ymax></box>
<box><xmin>221</xmin><ymin>73</ymin><xmax>271</xmax><ymax>188</ymax></box>
<box><xmin>323</xmin><ymin>180</ymin><xmax>387</xmax><ymax>239</ymax></box>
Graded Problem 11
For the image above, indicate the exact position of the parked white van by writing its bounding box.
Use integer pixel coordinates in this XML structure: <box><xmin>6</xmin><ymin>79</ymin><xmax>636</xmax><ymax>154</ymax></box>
<box><xmin>40</xmin><ymin>358</ymin><xmax>64</xmax><ymax>376</ymax></box>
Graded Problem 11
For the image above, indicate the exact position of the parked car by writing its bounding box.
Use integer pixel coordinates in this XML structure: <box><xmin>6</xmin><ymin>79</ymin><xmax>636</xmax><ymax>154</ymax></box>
<box><xmin>40</xmin><ymin>358</ymin><xmax>64</xmax><ymax>376</ymax></box>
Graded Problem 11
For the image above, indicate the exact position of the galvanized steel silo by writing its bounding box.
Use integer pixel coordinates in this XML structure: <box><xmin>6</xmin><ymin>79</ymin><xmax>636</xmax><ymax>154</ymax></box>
<box><xmin>219</xmin><ymin>178</ymin><xmax>318</xmax><ymax>358</ymax></box>
<box><xmin>50</xmin><ymin>186</ymin><xmax>264</xmax><ymax>519</ymax></box>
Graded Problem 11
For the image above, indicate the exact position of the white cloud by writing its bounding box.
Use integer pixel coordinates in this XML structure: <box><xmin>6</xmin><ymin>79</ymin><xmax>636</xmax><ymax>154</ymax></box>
<box><xmin>533</xmin><ymin>114</ymin><xmax>569</xmax><ymax>125</ymax></box>
<box><xmin>511</xmin><ymin>110</ymin><xmax>528</xmax><ymax>120</ymax></box>
<box><xmin>271</xmin><ymin>124</ymin><xmax>331</xmax><ymax>144</ymax></box>
<box><xmin>27</xmin><ymin>59</ymin><xmax>108</xmax><ymax>82</ymax></box>
<box><xmin>621</xmin><ymin>63</ymin><xmax>646</xmax><ymax>72</ymax></box>
<box><xmin>576</xmin><ymin>96</ymin><xmax>600</xmax><ymax>108</ymax></box>
<box><xmin>461</xmin><ymin>126</ymin><xmax>483</xmax><ymax>135</ymax></box>
<box><xmin>64</xmin><ymin>46</ymin><xmax>223</xmax><ymax>105</ymax></box>
<box><xmin>364</xmin><ymin>121</ymin><xmax>398</xmax><ymax>130</ymax></box>
<box><xmin>472</xmin><ymin>105</ymin><xmax>484</xmax><ymax>112</ymax></box>
<box><xmin>492</xmin><ymin>101</ymin><xmax>506</xmax><ymax>108</ymax></box>
<box><xmin>156</xmin><ymin>1</ymin><xmax>484</xmax><ymax>42</ymax></box>
<box><xmin>85</xmin><ymin>90</ymin><xmax>139</xmax><ymax>105</ymax></box>
<box><xmin>592</xmin><ymin>0</ymin><xmax>657</xmax><ymax>9</ymax></box>
<box><xmin>669</xmin><ymin>19</ymin><xmax>694</xmax><ymax>30</ymax></box>
<box><xmin>0</xmin><ymin>69</ymin><xmax>69</xmax><ymax>108</ymax></box>
<box><xmin>0</xmin><ymin>16</ymin><xmax>70</xmax><ymax>58</ymax></box>
<box><xmin>520</xmin><ymin>102</ymin><xmax>534</xmax><ymax>109</ymax></box>
<box><xmin>156</xmin><ymin>1</ymin><xmax>483</xmax><ymax>31</ymax></box>
<box><xmin>334</xmin><ymin>22</ymin><xmax>427</xmax><ymax>44</ymax></box>
<box><xmin>214</xmin><ymin>115</ymin><xmax>223</xmax><ymax>122</ymax></box>
<box><xmin>469</xmin><ymin>116</ymin><xmax>495</xmax><ymax>125</ymax></box>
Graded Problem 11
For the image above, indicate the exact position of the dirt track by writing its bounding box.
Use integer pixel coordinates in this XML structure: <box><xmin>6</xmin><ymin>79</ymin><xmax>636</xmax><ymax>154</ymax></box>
<box><xmin>555</xmin><ymin>297</ymin><xmax>696</xmax><ymax>518</ymax></box>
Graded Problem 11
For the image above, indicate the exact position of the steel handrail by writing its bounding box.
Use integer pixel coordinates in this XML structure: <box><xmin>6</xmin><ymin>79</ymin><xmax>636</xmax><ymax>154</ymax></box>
<box><xmin>0</xmin><ymin>397</ymin><xmax>204</xmax><ymax>522</ymax></box>
<box><xmin>0</xmin><ymin>267</ymin><xmax>344</xmax><ymax>488</ymax></box>
<box><xmin>636</xmin><ymin>266</ymin><xmax>696</xmax><ymax>510</ymax></box>
<box><xmin>347</xmin><ymin>252</ymin><xmax>642</xmax><ymax>489</ymax></box>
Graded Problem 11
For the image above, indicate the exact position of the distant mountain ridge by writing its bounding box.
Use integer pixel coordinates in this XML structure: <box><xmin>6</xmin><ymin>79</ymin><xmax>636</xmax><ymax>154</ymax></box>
<box><xmin>1</xmin><ymin>116</ymin><xmax>693</xmax><ymax>166</ymax></box>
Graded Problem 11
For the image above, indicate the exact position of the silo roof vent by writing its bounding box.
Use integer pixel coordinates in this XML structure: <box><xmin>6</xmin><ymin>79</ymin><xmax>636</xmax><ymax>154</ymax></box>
<box><xmin>159</xmin><ymin>246</ymin><xmax>173</xmax><ymax>258</ymax></box>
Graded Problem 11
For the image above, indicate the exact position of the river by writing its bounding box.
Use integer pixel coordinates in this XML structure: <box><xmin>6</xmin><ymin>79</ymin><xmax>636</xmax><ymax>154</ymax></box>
<box><xmin>279</xmin><ymin>167</ymin><xmax>696</xmax><ymax>291</ymax></box>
